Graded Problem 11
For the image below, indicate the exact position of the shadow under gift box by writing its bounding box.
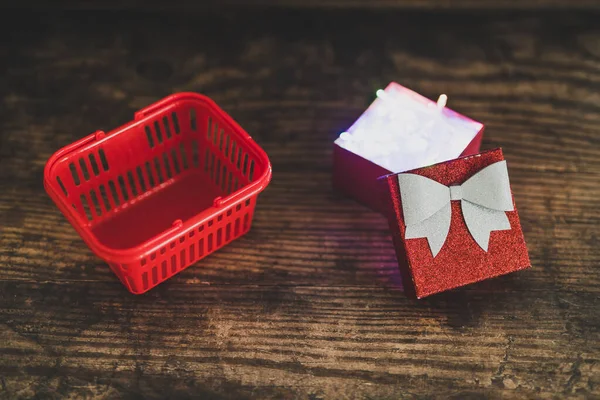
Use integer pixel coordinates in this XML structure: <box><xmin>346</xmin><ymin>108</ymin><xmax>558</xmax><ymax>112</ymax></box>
<box><xmin>332</xmin><ymin>83</ymin><xmax>484</xmax><ymax>215</ymax></box>
<box><xmin>44</xmin><ymin>93</ymin><xmax>272</xmax><ymax>294</ymax></box>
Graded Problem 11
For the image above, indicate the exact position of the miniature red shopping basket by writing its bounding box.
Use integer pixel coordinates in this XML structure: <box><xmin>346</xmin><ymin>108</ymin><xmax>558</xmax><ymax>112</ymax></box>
<box><xmin>44</xmin><ymin>93</ymin><xmax>272</xmax><ymax>294</ymax></box>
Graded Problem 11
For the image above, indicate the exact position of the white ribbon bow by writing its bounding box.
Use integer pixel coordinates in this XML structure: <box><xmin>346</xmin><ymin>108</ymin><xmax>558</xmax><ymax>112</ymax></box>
<box><xmin>397</xmin><ymin>160</ymin><xmax>514</xmax><ymax>257</ymax></box>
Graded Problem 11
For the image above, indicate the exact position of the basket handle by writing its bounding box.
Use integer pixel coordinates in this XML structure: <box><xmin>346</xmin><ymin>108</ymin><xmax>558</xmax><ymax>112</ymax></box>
<box><xmin>212</xmin><ymin>188</ymin><xmax>252</xmax><ymax>208</ymax></box>
<box><xmin>134</xmin><ymin>93</ymin><xmax>204</xmax><ymax>120</ymax></box>
<box><xmin>213</xmin><ymin>164</ymin><xmax>272</xmax><ymax>208</ymax></box>
<box><xmin>139</xmin><ymin>219</ymin><xmax>184</xmax><ymax>253</ymax></box>
<box><xmin>134</xmin><ymin>93</ymin><xmax>217</xmax><ymax>120</ymax></box>
<box><xmin>134</xmin><ymin>97</ymin><xmax>175</xmax><ymax>120</ymax></box>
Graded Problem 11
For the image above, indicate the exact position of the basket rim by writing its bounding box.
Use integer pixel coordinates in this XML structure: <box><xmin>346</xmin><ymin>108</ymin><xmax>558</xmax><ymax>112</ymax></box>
<box><xmin>44</xmin><ymin>92</ymin><xmax>272</xmax><ymax>265</ymax></box>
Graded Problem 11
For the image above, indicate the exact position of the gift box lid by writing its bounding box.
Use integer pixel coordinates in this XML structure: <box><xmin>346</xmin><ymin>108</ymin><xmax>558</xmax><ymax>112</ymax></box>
<box><xmin>380</xmin><ymin>148</ymin><xmax>531</xmax><ymax>299</ymax></box>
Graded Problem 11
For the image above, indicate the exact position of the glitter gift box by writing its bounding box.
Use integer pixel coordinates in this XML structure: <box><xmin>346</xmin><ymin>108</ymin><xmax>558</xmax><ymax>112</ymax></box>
<box><xmin>333</xmin><ymin>82</ymin><xmax>529</xmax><ymax>297</ymax></box>
<box><xmin>333</xmin><ymin>82</ymin><xmax>484</xmax><ymax>214</ymax></box>
<box><xmin>381</xmin><ymin>148</ymin><xmax>531</xmax><ymax>298</ymax></box>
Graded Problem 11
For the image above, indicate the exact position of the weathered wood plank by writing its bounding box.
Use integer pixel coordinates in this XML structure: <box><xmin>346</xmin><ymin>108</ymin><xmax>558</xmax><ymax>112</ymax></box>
<box><xmin>0</xmin><ymin>8</ymin><xmax>599</xmax><ymax>399</ymax></box>
<box><xmin>1</xmin><ymin>282</ymin><xmax>598</xmax><ymax>399</ymax></box>
<box><xmin>3</xmin><ymin>0</ymin><xmax>600</xmax><ymax>10</ymax></box>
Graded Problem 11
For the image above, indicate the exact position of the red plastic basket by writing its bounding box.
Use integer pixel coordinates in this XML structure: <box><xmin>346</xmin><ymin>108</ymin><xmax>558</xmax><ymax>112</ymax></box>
<box><xmin>44</xmin><ymin>93</ymin><xmax>272</xmax><ymax>294</ymax></box>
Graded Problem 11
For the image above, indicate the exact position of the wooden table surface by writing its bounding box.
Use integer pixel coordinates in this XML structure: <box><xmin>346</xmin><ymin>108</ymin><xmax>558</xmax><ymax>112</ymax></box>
<box><xmin>1</xmin><ymin>8</ymin><xmax>599</xmax><ymax>400</ymax></box>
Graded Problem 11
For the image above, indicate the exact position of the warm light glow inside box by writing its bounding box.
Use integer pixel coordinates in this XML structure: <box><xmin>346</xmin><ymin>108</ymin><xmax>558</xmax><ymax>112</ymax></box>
<box><xmin>332</xmin><ymin>82</ymin><xmax>484</xmax><ymax>213</ymax></box>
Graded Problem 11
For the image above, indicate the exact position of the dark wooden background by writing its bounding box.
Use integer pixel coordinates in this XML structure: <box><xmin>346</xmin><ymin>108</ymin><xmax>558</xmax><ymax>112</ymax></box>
<box><xmin>1</xmin><ymin>5</ymin><xmax>599</xmax><ymax>399</ymax></box>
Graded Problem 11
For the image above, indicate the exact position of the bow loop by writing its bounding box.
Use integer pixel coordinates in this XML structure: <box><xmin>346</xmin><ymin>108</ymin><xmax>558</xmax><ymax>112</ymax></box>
<box><xmin>461</xmin><ymin>160</ymin><xmax>514</xmax><ymax>212</ymax></box>
<box><xmin>397</xmin><ymin>174</ymin><xmax>450</xmax><ymax>226</ymax></box>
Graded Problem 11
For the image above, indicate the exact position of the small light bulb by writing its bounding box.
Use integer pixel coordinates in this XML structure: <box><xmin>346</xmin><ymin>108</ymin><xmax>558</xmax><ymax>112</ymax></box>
<box><xmin>437</xmin><ymin>94</ymin><xmax>448</xmax><ymax>109</ymax></box>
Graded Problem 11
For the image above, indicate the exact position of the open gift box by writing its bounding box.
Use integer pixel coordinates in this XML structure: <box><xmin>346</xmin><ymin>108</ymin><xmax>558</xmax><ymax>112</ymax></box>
<box><xmin>333</xmin><ymin>82</ymin><xmax>484</xmax><ymax>214</ymax></box>
<box><xmin>332</xmin><ymin>83</ymin><xmax>530</xmax><ymax>298</ymax></box>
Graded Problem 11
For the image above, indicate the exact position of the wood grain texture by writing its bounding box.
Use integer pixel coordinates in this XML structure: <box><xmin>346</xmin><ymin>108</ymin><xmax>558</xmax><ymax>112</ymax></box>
<box><xmin>0</xmin><ymin>8</ymin><xmax>599</xmax><ymax>399</ymax></box>
<box><xmin>4</xmin><ymin>0</ymin><xmax>600</xmax><ymax>10</ymax></box>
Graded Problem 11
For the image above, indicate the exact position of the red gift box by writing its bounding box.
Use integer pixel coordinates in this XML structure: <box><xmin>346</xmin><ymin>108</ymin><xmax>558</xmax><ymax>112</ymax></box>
<box><xmin>382</xmin><ymin>148</ymin><xmax>531</xmax><ymax>298</ymax></box>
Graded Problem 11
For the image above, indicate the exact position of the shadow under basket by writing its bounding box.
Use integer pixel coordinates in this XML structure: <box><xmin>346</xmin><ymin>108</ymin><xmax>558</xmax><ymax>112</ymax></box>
<box><xmin>44</xmin><ymin>93</ymin><xmax>272</xmax><ymax>294</ymax></box>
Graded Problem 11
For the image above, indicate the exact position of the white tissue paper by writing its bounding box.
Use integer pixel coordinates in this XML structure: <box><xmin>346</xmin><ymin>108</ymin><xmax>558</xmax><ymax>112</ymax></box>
<box><xmin>334</xmin><ymin>83</ymin><xmax>483</xmax><ymax>173</ymax></box>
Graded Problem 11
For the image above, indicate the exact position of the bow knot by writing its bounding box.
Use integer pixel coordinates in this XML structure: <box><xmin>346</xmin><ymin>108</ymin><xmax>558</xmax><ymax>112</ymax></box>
<box><xmin>449</xmin><ymin>185</ymin><xmax>463</xmax><ymax>201</ymax></box>
<box><xmin>398</xmin><ymin>160</ymin><xmax>514</xmax><ymax>257</ymax></box>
